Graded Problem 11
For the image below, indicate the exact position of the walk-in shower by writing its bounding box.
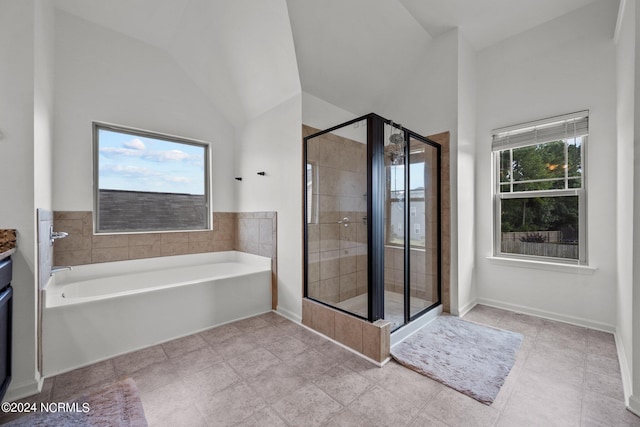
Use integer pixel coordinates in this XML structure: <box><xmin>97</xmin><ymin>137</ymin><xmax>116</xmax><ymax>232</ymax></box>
<box><xmin>304</xmin><ymin>113</ymin><xmax>441</xmax><ymax>332</ymax></box>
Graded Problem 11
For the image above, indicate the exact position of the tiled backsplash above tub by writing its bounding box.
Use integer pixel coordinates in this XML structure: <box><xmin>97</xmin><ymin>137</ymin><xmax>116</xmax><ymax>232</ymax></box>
<box><xmin>52</xmin><ymin>211</ymin><xmax>275</xmax><ymax>266</ymax></box>
<box><xmin>236</xmin><ymin>212</ymin><xmax>278</xmax><ymax>309</ymax></box>
<box><xmin>37</xmin><ymin>209</ymin><xmax>53</xmax><ymax>290</ymax></box>
<box><xmin>236</xmin><ymin>212</ymin><xmax>277</xmax><ymax>260</ymax></box>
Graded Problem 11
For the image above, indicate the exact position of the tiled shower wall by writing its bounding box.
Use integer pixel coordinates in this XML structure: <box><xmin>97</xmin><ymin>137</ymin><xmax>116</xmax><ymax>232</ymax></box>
<box><xmin>302</xmin><ymin>129</ymin><xmax>451</xmax><ymax>362</ymax></box>
<box><xmin>384</xmin><ymin>246</ymin><xmax>438</xmax><ymax>302</ymax></box>
<box><xmin>383</xmin><ymin>136</ymin><xmax>440</xmax><ymax>304</ymax></box>
<box><xmin>432</xmin><ymin>131</ymin><xmax>451</xmax><ymax>313</ymax></box>
<box><xmin>306</xmin><ymin>127</ymin><xmax>368</xmax><ymax>304</ymax></box>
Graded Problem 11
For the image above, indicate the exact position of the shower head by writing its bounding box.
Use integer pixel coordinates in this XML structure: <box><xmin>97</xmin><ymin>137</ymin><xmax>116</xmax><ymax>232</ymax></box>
<box><xmin>387</xmin><ymin>121</ymin><xmax>406</xmax><ymax>165</ymax></box>
<box><xmin>388</xmin><ymin>120</ymin><xmax>405</xmax><ymax>145</ymax></box>
<box><xmin>389</xmin><ymin>133</ymin><xmax>404</xmax><ymax>145</ymax></box>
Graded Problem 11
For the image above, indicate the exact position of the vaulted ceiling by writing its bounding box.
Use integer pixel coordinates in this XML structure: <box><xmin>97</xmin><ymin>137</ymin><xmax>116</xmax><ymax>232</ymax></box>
<box><xmin>399</xmin><ymin>0</ymin><xmax>603</xmax><ymax>50</ymax></box>
<box><xmin>53</xmin><ymin>0</ymin><xmax>301</xmax><ymax>126</ymax></box>
<box><xmin>53</xmin><ymin>0</ymin><xmax>610</xmax><ymax>125</ymax></box>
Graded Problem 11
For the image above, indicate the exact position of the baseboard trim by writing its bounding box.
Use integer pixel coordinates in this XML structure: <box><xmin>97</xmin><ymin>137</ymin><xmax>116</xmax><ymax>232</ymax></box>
<box><xmin>615</xmin><ymin>331</ymin><xmax>633</xmax><ymax>406</ymax></box>
<box><xmin>275</xmin><ymin>306</ymin><xmax>302</xmax><ymax>324</ymax></box>
<box><xmin>628</xmin><ymin>395</ymin><xmax>640</xmax><ymax>417</ymax></box>
<box><xmin>458</xmin><ymin>298</ymin><xmax>478</xmax><ymax>318</ymax></box>
<box><xmin>3</xmin><ymin>376</ymin><xmax>43</xmax><ymax>403</ymax></box>
<box><xmin>476</xmin><ymin>297</ymin><xmax>615</xmax><ymax>332</ymax></box>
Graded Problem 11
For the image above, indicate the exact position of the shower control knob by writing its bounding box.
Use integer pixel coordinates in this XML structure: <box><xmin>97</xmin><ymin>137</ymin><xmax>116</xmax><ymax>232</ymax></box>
<box><xmin>338</xmin><ymin>217</ymin><xmax>350</xmax><ymax>227</ymax></box>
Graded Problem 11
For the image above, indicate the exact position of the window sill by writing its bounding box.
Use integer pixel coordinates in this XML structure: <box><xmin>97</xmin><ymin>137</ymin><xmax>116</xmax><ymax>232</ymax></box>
<box><xmin>486</xmin><ymin>256</ymin><xmax>597</xmax><ymax>275</ymax></box>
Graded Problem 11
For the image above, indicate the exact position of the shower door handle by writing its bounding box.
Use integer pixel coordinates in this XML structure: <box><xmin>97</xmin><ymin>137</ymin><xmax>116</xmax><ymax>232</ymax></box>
<box><xmin>338</xmin><ymin>217</ymin><xmax>367</xmax><ymax>227</ymax></box>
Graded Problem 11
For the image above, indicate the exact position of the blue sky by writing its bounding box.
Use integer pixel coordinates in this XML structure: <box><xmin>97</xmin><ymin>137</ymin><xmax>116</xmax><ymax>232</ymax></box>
<box><xmin>98</xmin><ymin>128</ymin><xmax>206</xmax><ymax>195</ymax></box>
<box><xmin>389</xmin><ymin>163</ymin><xmax>426</xmax><ymax>191</ymax></box>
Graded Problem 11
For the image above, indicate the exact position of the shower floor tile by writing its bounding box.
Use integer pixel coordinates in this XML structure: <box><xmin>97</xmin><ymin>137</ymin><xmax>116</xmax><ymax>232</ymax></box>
<box><xmin>335</xmin><ymin>291</ymin><xmax>434</xmax><ymax>330</ymax></box>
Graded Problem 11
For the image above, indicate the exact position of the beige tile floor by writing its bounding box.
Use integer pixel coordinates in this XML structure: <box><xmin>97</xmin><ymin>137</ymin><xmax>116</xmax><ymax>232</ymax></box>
<box><xmin>2</xmin><ymin>305</ymin><xmax>639</xmax><ymax>426</ymax></box>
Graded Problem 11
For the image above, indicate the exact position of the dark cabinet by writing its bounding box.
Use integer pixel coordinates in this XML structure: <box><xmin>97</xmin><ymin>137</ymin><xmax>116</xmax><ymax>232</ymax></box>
<box><xmin>0</xmin><ymin>258</ymin><xmax>12</xmax><ymax>401</ymax></box>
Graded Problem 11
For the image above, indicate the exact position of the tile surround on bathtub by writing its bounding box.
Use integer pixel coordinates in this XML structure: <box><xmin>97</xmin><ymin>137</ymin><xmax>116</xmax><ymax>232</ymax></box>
<box><xmin>37</xmin><ymin>209</ymin><xmax>54</xmax><ymax>379</ymax></box>
<box><xmin>52</xmin><ymin>210</ymin><xmax>278</xmax><ymax>309</ymax></box>
<box><xmin>52</xmin><ymin>211</ymin><xmax>276</xmax><ymax>263</ymax></box>
<box><xmin>53</xmin><ymin>211</ymin><xmax>244</xmax><ymax>266</ymax></box>
<box><xmin>235</xmin><ymin>212</ymin><xmax>278</xmax><ymax>309</ymax></box>
<box><xmin>54</xmin><ymin>206</ymin><xmax>278</xmax><ymax>324</ymax></box>
<box><xmin>37</xmin><ymin>209</ymin><xmax>53</xmax><ymax>290</ymax></box>
<box><xmin>235</xmin><ymin>211</ymin><xmax>277</xmax><ymax>260</ymax></box>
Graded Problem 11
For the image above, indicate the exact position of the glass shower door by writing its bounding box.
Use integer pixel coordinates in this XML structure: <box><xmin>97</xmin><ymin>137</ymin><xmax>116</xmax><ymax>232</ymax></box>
<box><xmin>383</xmin><ymin>122</ymin><xmax>406</xmax><ymax>331</ymax></box>
<box><xmin>408</xmin><ymin>136</ymin><xmax>440</xmax><ymax>319</ymax></box>
<box><xmin>305</xmin><ymin>120</ymin><xmax>369</xmax><ymax>319</ymax></box>
<box><xmin>382</xmin><ymin>128</ymin><xmax>441</xmax><ymax>331</ymax></box>
<box><xmin>304</xmin><ymin>113</ymin><xmax>441</xmax><ymax>331</ymax></box>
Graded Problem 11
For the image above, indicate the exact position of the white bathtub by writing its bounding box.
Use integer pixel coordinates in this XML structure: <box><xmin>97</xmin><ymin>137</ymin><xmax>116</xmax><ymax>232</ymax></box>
<box><xmin>43</xmin><ymin>251</ymin><xmax>272</xmax><ymax>376</ymax></box>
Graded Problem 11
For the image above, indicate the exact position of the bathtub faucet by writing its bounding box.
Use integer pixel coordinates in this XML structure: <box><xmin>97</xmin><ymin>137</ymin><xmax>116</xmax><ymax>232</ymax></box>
<box><xmin>49</xmin><ymin>225</ymin><xmax>69</xmax><ymax>245</ymax></box>
<box><xmin>50</xmin><ymin>266</ymin><xmax>72</xmax><ymax>276</ymax></box>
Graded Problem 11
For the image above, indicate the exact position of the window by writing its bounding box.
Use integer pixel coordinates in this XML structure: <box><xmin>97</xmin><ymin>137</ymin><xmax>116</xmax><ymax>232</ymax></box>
<box><xmin>387</xmin><ymin>164</ymin><xmax>405</xmax><ymax>245</ymax></box>
<box><xmin>492</xmin><ymin>111</ymin><xmax>588</xmax><ymax>263</ymax></box>
<box><xmin>93</xmin><ymin>122</ymin><xmax>210</xmax><ymax>233</ymax></box>
<box><xmin>386</xmin><ymin>160</ymin><xmax>426</xmax><ymax>248</ymax></box>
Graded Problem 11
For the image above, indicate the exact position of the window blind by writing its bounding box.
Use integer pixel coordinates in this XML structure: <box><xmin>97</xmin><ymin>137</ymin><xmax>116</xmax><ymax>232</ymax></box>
<box><xmin>492</xmin><ymin>110</ymin><xmax>588</xmax><ymax>151</ymax></box>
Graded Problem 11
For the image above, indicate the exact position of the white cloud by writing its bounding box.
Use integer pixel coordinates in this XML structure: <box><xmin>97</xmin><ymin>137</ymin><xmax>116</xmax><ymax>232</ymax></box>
<box><xmin>100</xmin><ymin>164</ymin><xmax>156</xmax><ymax>177</ymax></box>
<box><xmin>123</xmin><ymin>138</ymin><xmax>146</xmax><ymax>150</ymax></box>
<box><xmin>100</xmin><ymin>146</ymin><xmax>199</xmax><ymax>163</ymax></box>
<box><xmin>151</xmin><ymin>149</ymin><xmax>190</xmax><ymax>162</ymax></box>
<box><xmin>99</xmin><ymin>147</ymin><xmax>143</xmax><ymax>158</ymax></box>
<box><xmin>164</xmin><ymin>176</ymin><xmax>191</xmax><ymax>184</ymax></box>
<box><xmin>101</xmin><ymin>165</ymin><xmax>194</xmax><ymax>185</ymax></box>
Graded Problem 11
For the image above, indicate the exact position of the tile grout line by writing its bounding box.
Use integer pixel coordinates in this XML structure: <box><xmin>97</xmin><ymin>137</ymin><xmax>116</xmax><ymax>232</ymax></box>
<box><xmin>491</xmin><ymin>315</ymin><xmax>538</xmax><ymax>427</ymax></box>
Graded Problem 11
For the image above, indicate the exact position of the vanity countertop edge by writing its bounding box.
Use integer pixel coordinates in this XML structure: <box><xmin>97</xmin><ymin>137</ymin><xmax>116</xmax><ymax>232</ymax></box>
<box><xmin>0</xmin><ymin>248</ymin><xmax>15</xmax><ymax>262</ymax></box>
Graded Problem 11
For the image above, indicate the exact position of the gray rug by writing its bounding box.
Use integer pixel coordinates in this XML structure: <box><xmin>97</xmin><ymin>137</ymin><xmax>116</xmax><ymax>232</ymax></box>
<box><xmin>391</xmin><ymin>316</ymin><xmax>523</xmax><ymax>405</ymax></box>
<box><xmin>5</xmin><ymin>378</ymin><xmax>147</xmax><ymax>426</ymax></box>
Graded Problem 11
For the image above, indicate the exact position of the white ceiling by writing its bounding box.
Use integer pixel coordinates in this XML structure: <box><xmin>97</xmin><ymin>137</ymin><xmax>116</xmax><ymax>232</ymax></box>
<box><xmin>52</xmin><ymin>0</ymin><xmax>189</xmax><ymax>49</ymax></box>
<box><xmin>53</xmin><ymin>0</ymin><xmax>301</xmax><ymax>126</ymax></box>
<box><xmin>53</xmin><ymin>0</ymin><xmax>613</xmax><ymax>124</ymax></box>
<box><xmin>399</xmin><ymin>0</ymin><xmax>603</xmax><ymax>51</ymax></box>
<box><xmin>285</xmin><ymin>0</ymin><xmax>433</xmax><ymax>116</ymax></box>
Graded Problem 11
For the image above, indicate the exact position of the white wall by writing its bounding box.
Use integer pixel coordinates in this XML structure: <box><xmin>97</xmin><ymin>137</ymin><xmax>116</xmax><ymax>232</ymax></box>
<box><xmin>631</xmin><ymin>0</ymin><xmax>640</xmax><ymax>414</ymax></box>
<box><xmin>34</xmin><ymin>0</ymin><xmax>54</xmax><ymax>211</ymax></box>
<box><xmin>615</xmin><ymin>0</ymin><xmax>636</xmax><ymax>403</ymax></box>
<box><xmin>301</xmin><ymin>92</ymin><xmax>364</xmax><ymax>143</ymax></box>
<box><xmin>302</xmin><ymin>29</ymin><xmax>474</xmax><ymax>316</ymax></box>
<box><xmin>380</xmin><ymin>29</ymin><xmax>469</xmax><ymax>315</ymax></box>
<box><xmin>53</xmin><ymin>10</ymin><xmax>236</xmax><ymax>212</ymax></box>
<box><xmin>475</xmin><ymin>1</ymin><xmax>619</xmax><ymax>329</ymax></box>
<box><xmin>0</xmin><ymin>0</ymin><xmax>50</xmax><ymax>401</ymax></box>
<box><xmin>380</xmin><ymin>30</ymin><xmax>458</xmax><ymax>139</ymax></box>
<box><xmin>236</xmin><ymin>95</ymin><xmax>303</xmax><ymax>320</ymax></box>
<box><xmin>456</xmin><ymin>33</ymin><xmax>477</xmax><ymax>315</ymax></box>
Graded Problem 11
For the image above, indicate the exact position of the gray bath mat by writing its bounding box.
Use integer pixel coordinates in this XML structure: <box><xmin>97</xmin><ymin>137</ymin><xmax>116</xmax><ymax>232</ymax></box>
<box><xmin>4</xmin><ymin>377</ymin><xmax>147</xmax><ymax>426</ymax></box>
<box><xmin>391</xmin><ymin>316</ymin><xmax>523</xmax><ymax>405</ymax></box>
